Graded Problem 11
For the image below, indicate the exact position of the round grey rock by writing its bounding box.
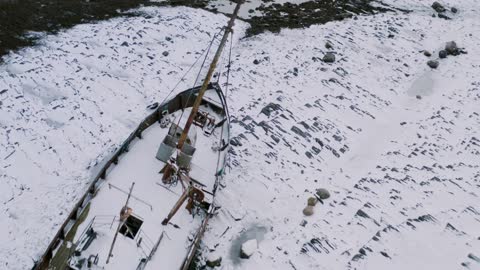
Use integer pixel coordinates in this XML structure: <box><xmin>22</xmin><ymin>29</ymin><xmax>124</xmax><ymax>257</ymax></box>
<box><xmin>307</xmin><ymin>197</ymin><xmax>317</xmax><ymax>206</ymax></box>
<box><xmin>325</xmin><ymin>41</ymin><xmax>333</xmax><ymax>49</ymax></box>
<box><xmin>303</xmin><ymin>205</ymin><xmax>314</xmax><ymax>216</ymax></box>
<box><xmin>427</xmin><ymin>60</ymin><xmax>439</xmax><ymax>69</ymax></box>
<box><xmin>162</xmin><ymin>51</ymin><xmax>169</xmax><ymax>56</ymax></box>
<box><xmin>451</xmin><ymin>7</ymin><xmax>458</xmax><ymax>13</ymax></box>
<box><xmin>423</xmin><ymin>50</ymin><xmax>432</xmax><ymax>57</ymax></box>
<box><xmin>316</xmin><ymin>188</ymin><xmax>330</xmax><ymax>200</ymax></box>
<box><xmin>438</xmin><ymin>50</ymin><xmax>447</xmax><ymax>59</ymax></box>
<box><xmin>323</xmin><ymin>52</ymin><xmax>336</xmax><ymax>63</ymax></box>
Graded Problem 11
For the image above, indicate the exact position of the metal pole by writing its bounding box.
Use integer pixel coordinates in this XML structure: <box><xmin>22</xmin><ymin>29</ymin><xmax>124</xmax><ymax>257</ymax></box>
<box><xmin>176</xmin><ymin>1</ymin><xmax>243</xmax><ymax>150</ymax></box>
<box><xmin>106</xmin><ymin>182</ymin><xmax>135</xmax><ymax>264</ymax></box>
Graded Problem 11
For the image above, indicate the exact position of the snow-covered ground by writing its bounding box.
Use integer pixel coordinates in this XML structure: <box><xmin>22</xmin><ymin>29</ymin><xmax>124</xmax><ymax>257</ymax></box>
<box><xmin>1</xmin><ymin>0</ymin><xmax>479</xmax><ymax>269</ymax></box>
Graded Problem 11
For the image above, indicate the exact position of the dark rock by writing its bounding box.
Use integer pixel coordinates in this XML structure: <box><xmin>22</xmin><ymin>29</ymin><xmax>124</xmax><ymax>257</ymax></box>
<box><xmin>438</xmin><ymin>50</ymin><xmax>447</xmax><ymax>58</ymax></box>
<box><xmin>121</xmin><ymin>41</ymin><xmax>129</xmax><ymax>47</ymax></box>
<box><xmin>162</xmin><ymin>51</ymin><xmax>169</xmax><ymax>56</ymax></box>
<box><xmin>146</xmin><ymin>102</ymin><xmax>159</xmax><ymax>110</ymax></box>
<box><xmin>427</xmin><ymin>60</ymin><xmax>439</xmax><ymax>69</ymax></box>
<box><xmin>253</xmin><ymin>59</ymin><xmax>260</xmax><ymax>65</ymax></box>
<box><xmin>451</xmin><ymin>7</ymin><xmax>458</xmax><ymax>13</ymax></box>
<box><xmin>291</xmin><ymin>126</ymin><xmax>309</xmax><ymax>138</ymax></box>
<box><xmin>432</xmin><ymin>1</ymin><xmax>446</xmax><ymax>13</ymax></box>
<box><xmin>445</xmin><ymin>41</ymin><xmax>459</xmax><ymax>55</ymax></box>
<box><xmin>206</xmin><ymin>255</ymin><xmax>222</xmax><ymax>268</ymax></box>
<box><xmin>438</xmin><ymin>13</ymin><xmax>451</xmax><ymax>20</ymax></box>
<box><xmin>316</xmin><ymin>188</ymin><xmax>330</xmax><ymax>199</ymax></box>
<box><xmin>325</xmin><ymin>41</ymin><xmax>333</xmax><ymax>49</ymax></box>
<box><xmin>322</xmin><ymin>52</ymin><xmax>336</xmax><ymax>63</ymax></box>
<box><xmin>423</xmin><ymin>51</ymin><xmax>432</xmax><ymax>57</ymax></box>
<box><xmin>468</xmin><ymin>253</ymin><xmax>480</xmax><ymax>263</ymax></box>
<box><xmin>356</xmin><ymin>209</ymin><xmax>370</xmax><ymax>218</ymax></box>
<box><xmin>380</xmin><ymin>251</ymin><xmax>391</xmax><ymax>258</ymax></box>
<box><xmin>260</xmin><ymin>103</ymin><xmax>282</xmax><ymax>117</ymax></box>
<box><xmin>230</xmin><ymin>137</ymin><xmax>242</xmax><ymax>147</ymax></box>
<box><xmin>416</xmin><ymin>95</ymin><xmax>422</xmax><ymax>99</ymax></box>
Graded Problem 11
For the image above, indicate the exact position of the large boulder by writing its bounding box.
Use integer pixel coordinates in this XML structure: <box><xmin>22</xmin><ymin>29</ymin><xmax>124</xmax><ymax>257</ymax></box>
<box><xmin>240</xmin><ymin>239</ymin><xmax>258</xmax><ymax>259</ymax></box>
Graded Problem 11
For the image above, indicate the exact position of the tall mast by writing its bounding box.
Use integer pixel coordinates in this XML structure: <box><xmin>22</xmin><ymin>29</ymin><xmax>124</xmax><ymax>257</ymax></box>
<box><xmin>176</xmin><ymin>0</ymin><xmax>243</xmax><ymax>150</ymax></box>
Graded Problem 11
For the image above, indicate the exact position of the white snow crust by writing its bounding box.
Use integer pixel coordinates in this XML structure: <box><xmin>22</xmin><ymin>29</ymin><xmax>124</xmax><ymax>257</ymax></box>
<box><xmin>1</xmin><ymin>0</ymin><xmax>480</xmax><ymax>269</ymax></box>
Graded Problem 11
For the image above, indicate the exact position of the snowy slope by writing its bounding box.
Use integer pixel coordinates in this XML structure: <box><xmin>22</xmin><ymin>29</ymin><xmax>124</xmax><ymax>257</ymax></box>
<box><xmin>0</xmin><ymin>1</ymin><xmax>479</xmax><ymax>270</ymax></box>
<box><xmin>0</xmin><ymin>7</ymin><xmax>248</xmax><ymax>269</ymax></box>
<box><xmin>200</xmin><ymin>1</ymin><xmax>480</xmax><ymax>269</ymax></box>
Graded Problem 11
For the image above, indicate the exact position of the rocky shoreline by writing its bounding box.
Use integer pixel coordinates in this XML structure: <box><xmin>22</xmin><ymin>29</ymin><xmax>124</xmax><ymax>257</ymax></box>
<box><xmin>0</xmin><ymin>0</ymin><xmax>409</xmax><ymax>59</ymax></box>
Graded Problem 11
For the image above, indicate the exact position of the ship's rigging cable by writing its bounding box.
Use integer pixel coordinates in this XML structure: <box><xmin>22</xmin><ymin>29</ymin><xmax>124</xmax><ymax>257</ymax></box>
<box><xmin>158</xmin><ymin>28</ymin><xmax>223</xmax><ymax>110</ymax></box>
<box><xmin>224</xmin><ymin>31</ymin><xmax>234</xmax><ymax>101</ymax></box>
<box><xmin>175</xmin><ymin>28</ymin><xmax>223</xmax><ymax>129</ymax></box>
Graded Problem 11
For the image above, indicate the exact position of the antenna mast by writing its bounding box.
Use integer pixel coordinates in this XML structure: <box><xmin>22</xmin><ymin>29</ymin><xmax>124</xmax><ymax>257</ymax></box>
<box><xmin>176</xmin><ymin>0</ymin><xmax>243</xmax><ymax>150</ymax></box>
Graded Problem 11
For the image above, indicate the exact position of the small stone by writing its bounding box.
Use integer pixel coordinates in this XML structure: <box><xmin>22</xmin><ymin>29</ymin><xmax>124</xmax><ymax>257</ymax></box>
<box><xmin>438</xmin><ymin>50</ymin><xmax>447</xmax><ymax>59</ymax></box>
<box><xmin>451</xmin><ymin>7</ymin><xmax>458</xmax><ymax>13</ymax></box>
<box><xmin>438</xmin><ymin>13</ymin><xmax>451</xmax><ymax>20</ymax></box>
<box><xmin>206</xmin><ymin>253</ymin><xmax>222</xmax><ymax>267</ymax></box>
<box><xmin>423</xmin><ymin>51</ymin><xmax>432</xmax><ymax>57</ymax></box>
<box><xmin>307</xmin><ymin>197</ymin><xmax>317</xmax><ymax>206</ymax></box>
<box><xmin>303</xmin><ymin>205</ymin><xmax>314</xmax><ymax>216</ymax></box>
<box><xmin>162</xmin><ymin>51</ymin><xmax>169</xmax><ymax>56</ymax></box>
<box><xmin>300</xmin><ymin>220</ymin><xmax>308</xmax><ymax>227</ymax></box>
<box><xmin>427</xmin><ymin>60</ymin><xmax>439</xmax><ymax>69</ymax></box>
<box><xmin>121</xmin><ymin>41</ymin><xmax>129</xmax><ymax>47</ymax></box>
<box><xmin>253</xmin><ymin>59</ymin><xmax>260</xmax><ymax>65</ymax></box>
<box><xmin>432</xmin><ymin>1</ymin><xmax>446</xmax><ymax>13</ymax></box>
<box><xmin>445</xmin><ymin>41</ymin><xmax>459</xmax><ymax>55</ymax></box>
<box><xmin>316</xmin><ymin>188</ymin><xmax>330</xmax><ymax>200</ymax></box>
<box><xmin>240</xmin><ymin>239</ymin><xmax>257</xmax><ymax>259</ymax></box>
<box><xmin>323</xmin><ymin>52</ymin><xmax>336</xmax><ymax>63</ymax></box>
<box><xmin>416</xmin><ymin>95</ymin><xmax>422</xmax><ymax>99</ymax></box>
<box><xmin>325</xmin><ymin>41</ymin><xmax>333</xmax><ymax>49</ymax></box>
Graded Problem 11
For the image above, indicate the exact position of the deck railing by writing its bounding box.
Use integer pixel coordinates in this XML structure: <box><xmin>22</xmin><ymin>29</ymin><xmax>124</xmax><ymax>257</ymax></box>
<box><xmin>33</xmin><ymin>83</ymin><xmax>227</xmax><ymax>270</ymax></box>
